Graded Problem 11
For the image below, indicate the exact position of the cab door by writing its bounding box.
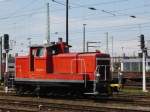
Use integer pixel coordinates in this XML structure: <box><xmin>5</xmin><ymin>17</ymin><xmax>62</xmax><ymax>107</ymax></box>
<box><xmin>46</xmin><ymin>47</ymin><xmax>53</xmax><ymax>73</ymax></box>
<box><xmin>34</xmin><ymin>47</ymin><xmax>46</xmax><ymax>78</ymax></box>
<box><xmin>30</xmin><ymin>48</ymin><xmax>36</xmax><ymax>71</ymax></box>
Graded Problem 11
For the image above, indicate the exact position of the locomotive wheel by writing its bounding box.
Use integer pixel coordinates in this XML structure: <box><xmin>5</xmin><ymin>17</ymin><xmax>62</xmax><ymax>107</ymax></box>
<box><xmin>106</xmin><ymin>86</ymin><xmax>113</xmax><ymax>96</ymax></box>
<box><xmin>15</xmin><ymin>86</ymin><xmax>24</xmax><ymax>96</ymax></box>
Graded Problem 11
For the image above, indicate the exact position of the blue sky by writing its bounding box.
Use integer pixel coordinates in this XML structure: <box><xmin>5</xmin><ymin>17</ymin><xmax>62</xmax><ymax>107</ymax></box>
<box><xmin>0</xmin><ymin>0</ymin><xmax>150</xmax><ymax>56</ymax></box>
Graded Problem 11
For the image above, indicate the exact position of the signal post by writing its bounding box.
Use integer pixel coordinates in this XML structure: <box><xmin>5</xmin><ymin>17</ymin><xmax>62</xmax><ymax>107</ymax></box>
<box><xmin>3</xmin><ymin>34</ymin><xmax>9</xmax><ymax>93</ymax></box>
<box><xmin>140</xmin><ymin>34</ymin><xmax>148</xmax><ymax>92</ymax></box>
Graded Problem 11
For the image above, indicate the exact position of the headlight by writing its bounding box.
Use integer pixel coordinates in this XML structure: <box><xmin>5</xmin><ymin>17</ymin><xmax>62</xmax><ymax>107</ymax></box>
<box><xmin>96</xmin><ymin>73</ymin><xmax>100</xmax><ymax>77</ymax></box>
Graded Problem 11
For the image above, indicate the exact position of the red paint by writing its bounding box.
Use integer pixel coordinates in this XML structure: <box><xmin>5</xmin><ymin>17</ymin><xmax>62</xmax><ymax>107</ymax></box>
<box><xmin>15</xmin><ymin>40</ymin><xmax>111</xmax><ymax>82</ymax></box>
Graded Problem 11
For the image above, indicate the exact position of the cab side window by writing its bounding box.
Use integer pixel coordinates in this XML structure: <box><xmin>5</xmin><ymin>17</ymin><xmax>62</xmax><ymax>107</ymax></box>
<box><xmin>51</xmin><ymin>46</ymin><xmax>59</xmax><ymax>55</ymax></box>
<box><xmin>46</xmin><ymin>47</ymin><xmax>58</xmax><ymax>55</ymax></box>
<box><xmin>32</xmin><ymin>49</ymin><xmax>36</xmax><ymax>56</ymax></box>
<box><xmin>36</xmin><ymin>48</ymin><xmax>44</xmax><ymax>57</ymax></box>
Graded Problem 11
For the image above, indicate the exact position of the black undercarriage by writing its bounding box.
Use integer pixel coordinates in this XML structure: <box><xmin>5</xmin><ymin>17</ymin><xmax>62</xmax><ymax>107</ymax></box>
<box><xmin>14</xmin><ymin>80</ymin><xmax>112</xmax><ymax>96</ymax></box>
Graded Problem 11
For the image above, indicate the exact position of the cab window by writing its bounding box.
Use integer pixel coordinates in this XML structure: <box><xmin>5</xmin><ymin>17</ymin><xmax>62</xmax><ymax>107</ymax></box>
<box><xmin>31</xmin><ymin>49</ymin><xmax>36</xmax><ymax>56</ymax></box>
<box><xmin>36</xmin><ymin>48</ymin><xmax>44</xmax><ymax>57</ymax></box>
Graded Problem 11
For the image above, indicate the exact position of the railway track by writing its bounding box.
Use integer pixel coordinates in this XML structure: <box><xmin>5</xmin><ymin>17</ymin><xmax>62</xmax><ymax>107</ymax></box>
<box><xmin>0</xmin><ymin>93</ymin><xmax>150</xmax><ymax>112</ymax></box>
<box><xmin>1</xmin><ymin>92</ymin><xmax>150</xmax><ymax>107</ymax></box>
<box><xmin>0</xmin><ymin>98</ymin><xmax>149</xmax><ymax>112</ymax></box>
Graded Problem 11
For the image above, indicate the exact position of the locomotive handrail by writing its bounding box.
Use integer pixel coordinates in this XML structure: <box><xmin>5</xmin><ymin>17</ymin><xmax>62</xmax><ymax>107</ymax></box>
<box><xmin>71</xmin><ymin>59</ymin><xmax>87</xmax><ymax>88</ymax></box>
<box><xmin>93</xmin><ymin>65</ymin><xmax>101</xmax><ymax>93</ymax></box>
<box><xmin>83</xmin><ymin>60</ymin><xmax>87</xmax><ymax>88</ymax></box>
<box><xmin>95</xmin><ymin>65</ymin><xmax>110</xmax><ymax>80</ymax></box>
<box><xmin>15</xmin><ymin>65</ymin><xmax>21</xmax><ymax>78</ymax></box>
<box><xmin>94</xmin><ymin>65</ymin><xmax>110</xmax><ymax>93</ymax></box>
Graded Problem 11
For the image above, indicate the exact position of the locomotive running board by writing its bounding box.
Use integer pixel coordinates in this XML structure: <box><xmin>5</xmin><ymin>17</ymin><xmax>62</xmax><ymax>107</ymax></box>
<box><xmin>84</xmin><ymin>92</ymin><xmax>99</xmax><ymax>95</ymax></box>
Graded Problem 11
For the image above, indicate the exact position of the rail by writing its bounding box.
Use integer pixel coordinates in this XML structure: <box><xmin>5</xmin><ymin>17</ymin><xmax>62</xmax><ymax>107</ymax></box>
<box><xmin>0</xmin><ymin>94</ymin><xmax>150</xmax><ymax>112</ymax></box>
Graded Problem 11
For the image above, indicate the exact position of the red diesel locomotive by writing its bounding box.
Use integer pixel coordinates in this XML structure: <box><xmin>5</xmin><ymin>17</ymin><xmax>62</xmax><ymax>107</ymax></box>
<box><xmin>15</xmin><ymin>38</ymin><xmax>112</xmax><ymax>95</ymax></box>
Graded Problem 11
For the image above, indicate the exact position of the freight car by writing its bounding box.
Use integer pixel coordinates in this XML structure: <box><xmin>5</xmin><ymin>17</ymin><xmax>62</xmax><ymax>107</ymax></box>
<box><xmin>14</xmin><ymin>38</ymin><xmax>112</xmax><ymax>96</ymax></box>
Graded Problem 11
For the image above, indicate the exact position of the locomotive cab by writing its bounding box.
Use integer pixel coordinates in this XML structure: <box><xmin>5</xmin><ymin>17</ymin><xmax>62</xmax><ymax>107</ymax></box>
<box><xmin>29</xmin><ymin>38</ymin><xmax>71</xmax><ymax>73</ymax></box>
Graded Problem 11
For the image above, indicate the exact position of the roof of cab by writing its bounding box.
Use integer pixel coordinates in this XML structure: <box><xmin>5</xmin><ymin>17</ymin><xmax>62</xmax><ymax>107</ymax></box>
<box><xmin>30</xmin><ymin>43</ymin><xmax>55</xmax><ymax>48</ymax></box>
<box><xmin>30</xmin><ymin>42</ymin><xmax>72</xmax><ymax>48</ymax></box>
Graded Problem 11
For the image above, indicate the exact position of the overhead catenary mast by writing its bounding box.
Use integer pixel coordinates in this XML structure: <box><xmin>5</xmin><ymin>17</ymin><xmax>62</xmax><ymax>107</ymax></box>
<box><xmin>106</xmin><ymin>32</ymin><xmax>109</xmax><ymax>54</ymax></box>
<box><xmin>46</xmin><ymin>3</ymin><xmax>50</xmax><ymax>44</ymax></box>
<box><xmin>51</xmin><ymin>0</ymin><xmax>69</xmax><ymax>45</ymax></box>
<box><xmin>66</xmin><ymin>0</ymin><xmax>69</xmax><ymax>45</ymax></box>
<box><xmin>83</xmin><ymin>24</ymin><xmax>86</xmax><ymax>52</ymax></box>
